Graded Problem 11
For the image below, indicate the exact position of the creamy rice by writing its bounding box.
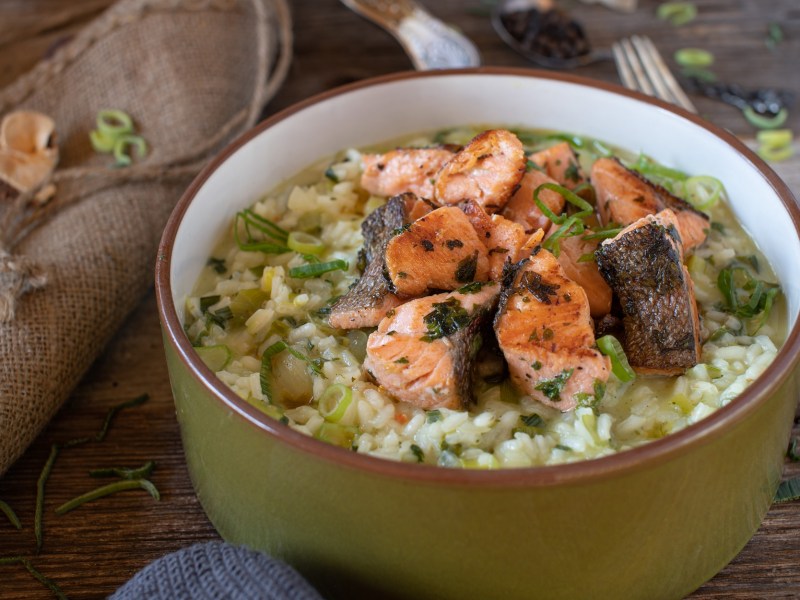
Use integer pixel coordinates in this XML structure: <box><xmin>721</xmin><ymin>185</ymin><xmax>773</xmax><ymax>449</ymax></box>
<box><xmin>184</xmin><ymin>130</ymin><xmax>783</xmax><ymax>468</ymax></box>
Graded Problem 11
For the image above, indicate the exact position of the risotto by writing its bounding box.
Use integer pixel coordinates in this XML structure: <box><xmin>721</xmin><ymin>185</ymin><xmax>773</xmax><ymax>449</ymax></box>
<box><xmin>183</xmin><ymin>127</ymin><xmax>783</xmax><ymax>469</ymax></box>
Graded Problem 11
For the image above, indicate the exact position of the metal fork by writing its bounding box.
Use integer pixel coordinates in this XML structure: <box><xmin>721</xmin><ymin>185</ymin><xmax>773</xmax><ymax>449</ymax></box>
<box><xmin>612</xmin><ymin>35</ymin><xmax>697</xmax><ymax>113</ymax></box>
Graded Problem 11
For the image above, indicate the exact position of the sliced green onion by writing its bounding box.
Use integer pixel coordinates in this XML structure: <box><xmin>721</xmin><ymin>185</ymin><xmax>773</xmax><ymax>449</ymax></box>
<box><xmin>55</xmin><ymin>479</ymin><xmax>160</xmax><ymax>515</ymax></box>
<box><xmin>757</xmin><ymin>144</ymin><xmax>794</xmax><ymax>162</ymax></box>
<box><xmin>318</xmin><ymin>383</ymin><xmax>353</xmax><ymax>423</ymax></box>
<box><xmin>113</xmin><ymin>134</ymin><xmax>147</xmax><ymax>167</ymax></box>
<box><xmin>195</xmin><ymin>344</ymin><xmax>233</xmax><ymax>372</ymax></box>
<box><xmin>89</xmin><ymin>129</ymin><xmax>117</xmax><ymax>152</ymax></box>
<box><xmin>542</xmin><ymin>216</ymin><xmax>582</xmax><ymax>258</ymax></box>
<box><xmin>631</xmin><ymin>154</ymin><xmax>689</xmax><ymax>183</ymax></box>
<box><xmin>96</xmin><ymin>109</ymin><xmax>133</xmax><ymax>137</ymax></box>
<box><xmin>657</xmin><ymin>2</ymin><xmax>697</xmax><ymax>26</ymax></box>
<box><xmin>674</xmin><ymin>48</ymin><xmax>714</xmax><ymax>68</ymax></box>
<box><xmin>234</xmin><ymin>210</ymin><xmax>290</xmax><ymax>253</ymax></box>
<box><xmin>743</xmin><ymin>106</ymin><xmax>788</xmax><ymax>130</ymax></box>
<box><xmin>757</xmin><ymin>129</ymin><xmax>793</xmax><ymax>147</ymax></box>
<box><xmin>90</xmin><ymin>460</ymin><xmax>156</xmax><ymax>480</ymax></box>
<box><xmin>577</xmin><ymin>253</ymin><xmax>596</xmax><ymax>263</ymax></box>
<box><xmin>0</xmin><ymin>499</ymin><xmax>21</xmax><ymax>530</ymax></box>
<box><xmin>774</xmin><ymin>477</ymin><xmax>800</xmax><ymax>503</ymax></box>
<box><xmin>596</xmin><ymin>335</ymin><xmax>636</xmax><ymax>382</ymax></box>
<box><xmin>582</xmin><ymin>224</ymin><xmax>623</xmax><ymax>241</ymax></box>
<box><xmin>534</xmin><ymin>182</ymin><xmax>594</xmax><ymax>219</ymax></box>
<box><xmin>287</xmin><ymin>231</ymin><xmax>325</xmax><ymax>255</ymax></box>
<box><xmin>685</xmin><ymin>175</ymin><xmax>724</xmax><ymax>211</ymax></box>
<box><xmin>289</xmin><ymin>259</ymin><xmax>348</xmax><ymax>279</ymax></box>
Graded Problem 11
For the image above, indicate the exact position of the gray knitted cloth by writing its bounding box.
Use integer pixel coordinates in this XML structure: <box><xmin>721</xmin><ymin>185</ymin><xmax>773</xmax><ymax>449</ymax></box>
<box><xmin>110</xmin><ymin>542</ymin><xmax>325</xmax><ymax>600</ymax></box>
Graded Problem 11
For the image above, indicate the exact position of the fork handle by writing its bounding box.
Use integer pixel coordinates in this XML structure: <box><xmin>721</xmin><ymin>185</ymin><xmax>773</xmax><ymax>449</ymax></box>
<box><xmin>340</xmin><ymin>0</ymin><xmax>481</xmax><ymax>70</ymax></box>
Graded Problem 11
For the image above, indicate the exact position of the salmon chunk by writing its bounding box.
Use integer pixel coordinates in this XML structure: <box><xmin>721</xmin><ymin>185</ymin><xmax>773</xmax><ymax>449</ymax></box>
<box><xmin>595</xmin><ymin>209</ymin><xmax>701</xmax><ymax>375</ymax></box>
<box><xmin>329</xmin><ymin>194</ymin><xmax>411</xmax><ymax>329</ymax></box>
<box><xmin>529</xmin><ymin>142</ymin><xmax>586</xmax><ymax>189</ymax></box>
<box><xmin>434</xmin><ymin>129</ymin><xmax>526</xmax><ymax>213</ymax></box>
<box><xmin>361</xmin><ymin>147</ymin><xmax>455</xmax><ymax>199</ymax></box>
<box><xmin>494</xmin><ymin>247</ymin><xmax>610</xmax><ymax>411</ymax></box>
<box><xmin>502</xmin><ymin>169</ymin><xmax>566</xmax><ymax>234</ymax></box>
<box><xmin>364</xmin><ymin>283</ymin><xmax>500</xmax><ymax>410</ymax></box>
<box><xmin>553</xmin><ymin>233</ymin><xmax>612</xmax><ymax>318</ymax></box>
<box><xmin>385</xmin><ymin>206</ymin><xmax>490</xmax><ymax>297</ymax></box>
<box><xmin>591</xmin><ymin>157</ymin><xmax>709</xmax><ymax>250</ymax></box>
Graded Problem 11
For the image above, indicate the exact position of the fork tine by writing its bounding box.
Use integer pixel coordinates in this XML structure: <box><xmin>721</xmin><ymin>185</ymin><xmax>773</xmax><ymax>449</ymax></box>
<box><xmin>613</xmin><ymin>35</ymin><xmax>698</xmax><ymax>114</ymax></box>
<box><xmin>633</xmin><ymin>36</ymin><xmax>698</xmax><ymax>114</ymax></box>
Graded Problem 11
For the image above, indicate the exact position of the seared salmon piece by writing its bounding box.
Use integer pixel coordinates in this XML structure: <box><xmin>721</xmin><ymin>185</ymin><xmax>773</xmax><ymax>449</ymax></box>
<box><xmin>361</xmin><ymin>148</ymin><xmax>455</xmax><ymax>199</ymax></box>
<box><xmin>595</xmin><ymin>209</ymin><xmax>701</xmax><ymax>375</ymax></box>
<box><xmin>529</xmin><ymin>142</ymin><xmax>586</xmax><ymax>189</ymax></box>
<box><xmin>329</xmin><ymin>194</ymin><xmax>412</xmax><ymax>329</ymax></box>
<box><xmin>591</xmin><ymin>157</ymin><xmax>709</xmax><ymax>250</ymax></box>
<box><xmin>364</xmin><ymin>283</ymin><xmax>500</xmax><ymax>410</ymax></box>
<box><xmin>502</xmin><ymin>169</ymin><xmax>566</xmax><ymax>234</ymax></box>
<box><xmin>434</xmin><ymin>129</ymin><xmax>526</xmax><ymax>213</ymax></box>
<box><xmin>553</xmin><ymin>233</ymin><xmax>612</xmax><ymax>318</ymax></box>
<box><xmin>460</xmin><ymin>200</ymin><xmax>532</xmax><ymax>279</ymax></box>
<box><xmin>494</xmin><ymin>247</ymin><xmax>610</xmax><ymax>411</ymax></box>
<box><xmin>385</xmin><ymin>206</ymin><xmax>490</xmax><ymax>296</ymax></box>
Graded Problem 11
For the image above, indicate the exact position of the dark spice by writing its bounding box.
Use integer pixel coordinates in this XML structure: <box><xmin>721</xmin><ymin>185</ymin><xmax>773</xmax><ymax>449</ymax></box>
<box><xmin>420</xmin><ymin>239</ymin><xmax>434</xmax><ymax>252</ymax></box>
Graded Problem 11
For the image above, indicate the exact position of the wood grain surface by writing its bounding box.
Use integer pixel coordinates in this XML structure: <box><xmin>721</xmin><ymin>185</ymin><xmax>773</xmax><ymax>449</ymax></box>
<box><xmin>1</xmin><ymin>0</ymin><xmax>799</xmax><ymax>598</ymax></box>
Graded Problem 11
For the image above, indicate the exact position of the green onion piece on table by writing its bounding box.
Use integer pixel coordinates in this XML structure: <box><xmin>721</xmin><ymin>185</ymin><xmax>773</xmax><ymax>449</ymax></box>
<box><xmin>289</xmin><ymin>259</ymin><xmax>348</xmax><ymax>279</ymax></box>
<box><xmin>287</xmin><ymin>231</ymin><xmax>325</xmax><ymax>255</ymax></box>
<box><xmin>657</xmin><ymin>2</ymin><xmax>698</xmax><ymax>26</ymax></box>
<box><xmin>743</xmin><ymin>106</ymin><xmax>788</xmax><ymax>130</ymax></box>
<box><xmin>113</xmin><ymin>134</ymin><xmax>147</xmax><ymax>167</ymax></box>
<box><xmin>757</xmin><ymin>129</ymin><xmax>793</xmax><ymax>147</ymax></box>
<box><xmin>34</xmin><ymin>444</ymin><xmax>60</xmax><ymax>552</ymax></box>
<box><xmin>55</xmin><ymin>479</ymin><xmax>160</xmax><ymax>515</ymax></box>
<box><xmin>596</xmin><ymin>335</ymin><xmax>636</xmax><ymax>382</ymax></box>
<box><xmin>89</xmin><ymin>129</ymin><xmax>117</xmax><ymax>152</ymax></box>
<box><xmin>0</xmin><ymin>557</ymin><xmax>67</xmax><ymax>600</ymax></box>
<box><xmin>674</xmin><ymin>48</ymin><xmax>714</xmax><ymax>68</ymax></box>
<box><xmin>318</xmin><ymin>383</ymin><xmax>354</xmax><ymax>423</ymax></box>
<box><xmin>96</xmin><ymin>109</ymin><xmax>133</xmax><ymax>137</ymax></box>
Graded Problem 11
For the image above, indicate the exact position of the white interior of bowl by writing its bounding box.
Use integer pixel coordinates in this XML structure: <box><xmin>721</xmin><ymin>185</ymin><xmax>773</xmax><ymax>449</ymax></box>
<box><xmin>169</xmin><ymin>73</ymin><xmax>800</xmax><ymax>329</ymax></box>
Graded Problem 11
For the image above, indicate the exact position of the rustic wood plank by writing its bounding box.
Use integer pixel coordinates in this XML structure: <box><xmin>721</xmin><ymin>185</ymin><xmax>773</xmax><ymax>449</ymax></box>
<box><xmin>0</xmin><ymin>0</ymin><xmax>798</xmax><ymax>598</ymax></box>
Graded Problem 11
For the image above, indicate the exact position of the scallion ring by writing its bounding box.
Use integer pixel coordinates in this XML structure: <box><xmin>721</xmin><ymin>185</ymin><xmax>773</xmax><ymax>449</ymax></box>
<box><xmin>685</xmin><ymin>175</ymin><xmax>724</xmax><ymax>211</ymax></box>
<box><xmin>113</xmin><ymin>134</ymin><xmax>147</xmax><ymax>167</ymax></box>
<box><xmin>89</xmin><ymin>129</ymin><xmax>117</xmax><ymax>153</ymax></box>
<box><xmin>743</xmin><ymin>106</ymin><xmax>788</xmax><ymax>130</ymax></box>
<box><xmin>756</xmin><ymin>129</ymin><xmax>792</xmax><ymax>147</ymax></box>
<box><xmin>674</xmin><ymin>48</ymin><xmax>714</xmax><ymax>68</ymax></box>
<box><xmin>657</xmin><ymin>1</ymin><xmax>697</xmax><ymax>26</ymax></box>
<box><xmin>596</xmin><ymin>335</ymin><xmax>636</xmax><ymax>382</ymax></box>
<box><xmin>287</xmin><ymin>231</ymin><xmax>325</xmax><ymax>255</ymax></box>
<box><xmin>96</xmin><ymin>109</ymin><xmax>133</xmax><ymax>137</ymax></box>
<box><xmin>757</xmin><ymin>144</ymin><xmax>794</xmax><ymax>162</ymax></box>
<box><xmin>318</xmin><ymin>384</ymin><xmax>353</xmax><ymax>423</ymax></box>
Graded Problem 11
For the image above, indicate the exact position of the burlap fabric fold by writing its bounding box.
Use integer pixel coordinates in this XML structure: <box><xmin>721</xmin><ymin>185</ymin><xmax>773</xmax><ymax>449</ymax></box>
<box><xmin>0</xmin><ymin>0</ymin><xmax>292</xmax><ymax>476</ymax></box>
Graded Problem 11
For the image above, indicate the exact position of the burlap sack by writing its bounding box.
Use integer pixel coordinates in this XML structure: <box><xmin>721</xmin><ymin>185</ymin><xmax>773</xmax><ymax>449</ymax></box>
<box><xmin>0</xmin><ymin>0</ymin><xmax>292</xmax><ymax>476</ymax></box>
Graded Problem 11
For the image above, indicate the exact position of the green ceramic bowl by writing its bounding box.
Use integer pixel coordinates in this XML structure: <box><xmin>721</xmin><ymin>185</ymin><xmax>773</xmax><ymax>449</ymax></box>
<box><xmin>156</xmin><ymin>69</ymin><xmax>800</xmax><ymax>600</ymax></box>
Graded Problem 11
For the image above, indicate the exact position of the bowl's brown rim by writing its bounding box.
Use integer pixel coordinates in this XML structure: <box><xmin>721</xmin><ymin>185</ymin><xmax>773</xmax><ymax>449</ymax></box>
<box><xmin>156</xmin><ymin>67</ymin><xmax>800</xmax><ymax>488</ymax></box>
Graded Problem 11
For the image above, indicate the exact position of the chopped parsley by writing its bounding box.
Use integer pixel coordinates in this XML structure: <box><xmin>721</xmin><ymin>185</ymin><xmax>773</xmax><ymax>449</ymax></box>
<box><xmin>531</xmin><ymin>360</ymin><xmax>542</xmax><ymax>370</ymax></box>
<box><xmin>426</xmin><ymin>409</ymin><xmax>442</xmax><ymax>423</ymax></box>
<box><xmin>564</xmin><ymin>161</ymin><xmax>581</xmax><ymax>182</ymax></box>
<box><xmin>454</xmin><ymin>252</ymin><xmax>479</xmax><ymax>283</ymax></box>
<box><xmin>324</xmin><ymin>166</ymin><xmax>339</xmax><ymax>183</ymax></box>
<box><xmin>410</xmin><ymin>444</ymin><xmax>425</xmax><ymax>463</ymax></box>
<box><xmin>392</xmin><ymin>223</ymin><xmax>411</xmax><ymax>236</ymax></box>
<box><xmin>394</xmin><ymin>357</ymin><xmax>409</xmax><ymax>364</ymax></box>
<box><xmin>420</xmin><ymin>298</ymin><xmax>471</xmax><ymax>342</ymax></box>
<box><xmin>534</xmin><ymin>368</ymin><xmax>574</xmax><ymax>402</ymax></box>
<box><xmin>207</xmin><ymin>306</ymin><xmax>233</xmax><ymax>328</ymax></box>
<box><xmin>207</xmin><ymin>257</ymin><xmax>227</xmax><ymax>274</ymax></box>
<box><xmin>457</xmin><ymin>281</ymin><xmax>484</xmax><ymax>294</ymax></box>
<box><xmin>520</xmin><ymin>414</ymin><xmax>544</xmax><ymax>427</ymax></box>
<box><xmin>200</xmin><ymin>295</ymin><xmax>221</xmax><ymax>313</ymax></box>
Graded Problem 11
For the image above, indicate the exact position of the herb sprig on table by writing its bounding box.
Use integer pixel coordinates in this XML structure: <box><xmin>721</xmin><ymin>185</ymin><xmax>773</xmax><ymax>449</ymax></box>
<box><xmin>1</xmin><ymin>393</ymin><xmax>159</xmax><ymax>599</ymax></box>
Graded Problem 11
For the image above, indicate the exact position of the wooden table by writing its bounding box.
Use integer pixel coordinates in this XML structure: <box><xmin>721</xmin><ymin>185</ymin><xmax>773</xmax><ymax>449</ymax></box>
<box><xmin>1</xmin><ymin>0</ymin><xmax>799</xmax><ymax>597</ymax></box>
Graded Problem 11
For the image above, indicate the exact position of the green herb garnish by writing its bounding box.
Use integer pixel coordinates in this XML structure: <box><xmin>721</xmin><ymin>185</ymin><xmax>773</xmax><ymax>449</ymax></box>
<box><xmin>234</xmin><ymin>209</ymin><xmax>290</xmax><ymax>254</ymax></box>
<box><xmin>289</xmin><ymin>259</ymin><xmax>348</xmax><ymax>279</ymax></box>
<box><xmin>420</xmin><ymin>298</ymin><xmax>471</xmax><ymax>342</ymax></box>
<box><xmin>520</xmin><ymin>414</ymin><xmax>544</xmax><ymax>427</ymax></box>
<box><xmin>534</xmin><ymin>369</ymin><xmax>574</xmax><ymax>402</ymax></box>
<box><xmin>207</xmin><ymin>257</ymin><xmax>227</xmax><ymax>274</ymax></box>
<box><xmin>394</xmin><ymin>357</ymin><xmax>409</xmax><ymax>364</ymax></box>
<box><xmin>597</xmin><ymin>335</ymin><xmax>636</xmax><ymax>382</ymax></box>
<box><xmin>716</xmin><ymin>263</ymin><xmax>780</xmax><ymax>334</ymax></box>
<box><xmin>455</xmin><ymin>252</ymin><xmax>479</xmax><ymax>283</ymax></box>
<box><xmin>324</xmin><ymin>166</ymin><xmax>339</xmax><ymax>183</ymax></box>
<box><xmin>457</xmin><ymin>281</ymin><xmax>484</xmax><ymax>294</ymax></box>
<box><xmin>410</xmin><ymin>444</ymin><xmax>425</xmax><ymax>463</ymax></box>
<box><xmin>426</xmin><ymin>409</ymin><xmax>442</xmax><ymax>423</ymax></box>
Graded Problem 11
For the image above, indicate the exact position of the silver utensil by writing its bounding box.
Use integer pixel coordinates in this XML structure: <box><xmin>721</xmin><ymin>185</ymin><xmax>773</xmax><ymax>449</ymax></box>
<box><xmin>612</xmin><ymin>35</ymin><xmax>697</xmax><ymax>113</ymax></box>
<box><xmin>340</xmin><ymin>0</ymin><xmax>480</xmax><ymax>70</ymax></box>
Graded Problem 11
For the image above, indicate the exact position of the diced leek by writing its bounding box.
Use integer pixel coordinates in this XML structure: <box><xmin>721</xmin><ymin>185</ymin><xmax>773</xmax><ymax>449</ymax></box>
<box><xmin>596</xmin><ymin>335</ymin><xmax>636</xmax><ymax>382</ymax></box>
<box><xmin>287</xmin><ymin>231</ymin><xmax>325</xmax><ymax>255</ymax></box>
<box><xmin>195</xmin><ymin>345</ymin><xmax>232</xmax><ymax>372</ymax></box>
<box><xmin>260</xmin><ymin>267</ymin><xmax>276</xmax><ymax>294</ymax></box>
<box><xmin>318</xmin><ymin>384</ymin><xmax>353</xmax><ymax>423</ymax></box>
<box><xmin>671</xmin><ymin>392</ymin><xmax>693</xmax><ymax>415</ymax></box>
<box><xmin>315</xmin><ymin>422</ymin><xmax>357</xmax><ymax>448</ymax></box>
<box><xmin>686</xmin><ymin>254</ymin><xmax>706</xmax><ymax>276</ymax></box>
<box><xmin>229</xmin><ymin>288</ymin><xmax>269</xmax><ymax>324</ymax></box>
